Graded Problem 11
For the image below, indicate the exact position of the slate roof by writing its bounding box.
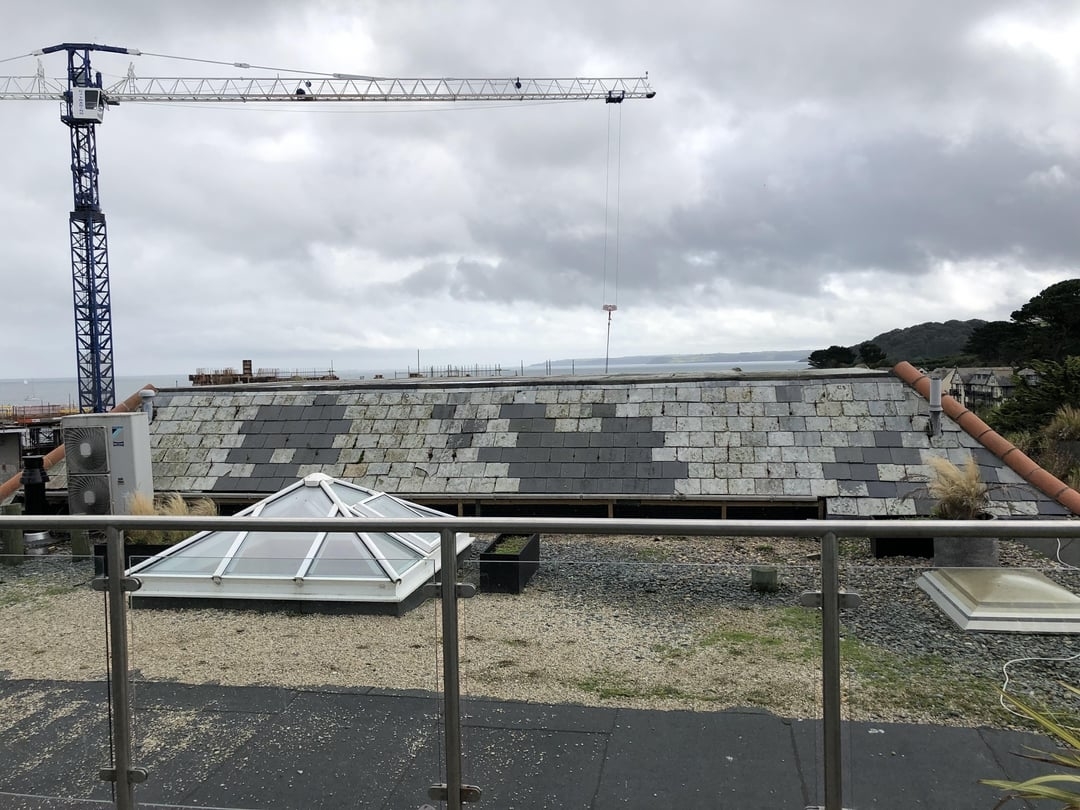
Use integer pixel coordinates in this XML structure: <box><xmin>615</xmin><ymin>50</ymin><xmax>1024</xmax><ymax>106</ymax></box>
<box><xmin>37</xmin><ymin>366</ymin><xmax>1072</xmax><ymax>519</ymax></box>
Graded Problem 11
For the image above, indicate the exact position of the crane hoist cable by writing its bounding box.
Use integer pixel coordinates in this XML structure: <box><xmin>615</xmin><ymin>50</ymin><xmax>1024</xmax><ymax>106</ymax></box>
<box><xmin>602</xmin><ymin>101</ymin><xmax>623</xmax><ymax>373</ymax></box>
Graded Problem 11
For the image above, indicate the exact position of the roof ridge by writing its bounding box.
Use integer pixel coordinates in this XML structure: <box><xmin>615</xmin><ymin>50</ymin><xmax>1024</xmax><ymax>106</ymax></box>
<box><xmin>892</xmin><ymin>361</ymin><xmax>1080</xmax><ymax>515</ymax></box>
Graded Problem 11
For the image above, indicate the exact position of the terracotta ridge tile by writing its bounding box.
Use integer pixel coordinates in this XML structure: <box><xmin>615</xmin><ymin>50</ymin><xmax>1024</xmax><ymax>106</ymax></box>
<box><xmin>892</xmin><ymin>361</ymin><xmax>1079</xmax><ymax>515</ymax></box>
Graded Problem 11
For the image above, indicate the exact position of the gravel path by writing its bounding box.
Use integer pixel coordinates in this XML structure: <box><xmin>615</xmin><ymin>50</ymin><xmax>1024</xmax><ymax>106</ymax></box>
<box><xmin>1</xmin><ymin>535</ymin><xmax>1078</xmax><ymax>729</ymax></box>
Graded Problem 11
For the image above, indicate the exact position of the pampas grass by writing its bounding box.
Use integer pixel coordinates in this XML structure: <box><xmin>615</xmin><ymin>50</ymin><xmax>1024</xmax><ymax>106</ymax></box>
<box><xmin>926</xmin><ymin>455</ymin><xmax>989</xmax><ymax>519</ymax></box>
<box><xmin>1045</xmin><ymin>405</ymin><xmax>1080</xmax><ymax>442</ymax></box>
<box><xmin>125</xmin><ymin>492</ymin><xmax>217</xmax><ymax>545</ymax></box>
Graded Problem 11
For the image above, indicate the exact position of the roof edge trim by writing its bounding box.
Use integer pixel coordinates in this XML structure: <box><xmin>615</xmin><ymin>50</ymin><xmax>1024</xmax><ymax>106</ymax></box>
<box><xmin>892</xmin><ymin>361</ymin><xmax>1080</xmax><ymax>516</ymax></box>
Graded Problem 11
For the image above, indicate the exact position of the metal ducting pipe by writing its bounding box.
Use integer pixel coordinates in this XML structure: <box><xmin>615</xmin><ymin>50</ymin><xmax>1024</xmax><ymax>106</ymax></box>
<box><xmin>139</xmin><ymin>388</ymin><xmax>156</xmax><ymax>422</ymax></box>
<box><xmin>928</xmin><ymin>377</ymin><xmax>943</xmax><ymax>437</ymax></box>
<box><xmin>20</xmin><ymin>455</ymin><xmax>51</xmax><ymax>550</ymax></box>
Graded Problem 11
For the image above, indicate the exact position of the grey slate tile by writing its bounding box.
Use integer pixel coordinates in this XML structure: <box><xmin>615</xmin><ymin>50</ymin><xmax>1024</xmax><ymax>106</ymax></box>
<box><xmin>834</xmin><ymin>447</ymin><xmax>864</xmax><ymax>463</ymax></box>
<box><xmin>776</xmin><ymin>385</ymin><xmax>803</xmax><ymax>402</ymax></box>
<box><xmin>226</xmin><ymin>448</ymin><xmax>275</xmax><ymax>464</ymax></box>
<box><xmin>540</xmin><ymin>433</ymin><xmax>566</xmax><ymax>448</ymax></box>
<box><xmin>889</xmin><ymin>448</ymin><xmax>923</xmax><ymax>465</ymax></box>
<box><xmin>516</xmin><ymin>432</ymin><xmax>541</xmax><ymax>448</ymax></box>
<box><xmin>848</xmin><ymin>463</ymin><xmax>881</xmax><ymax>481</ymax></box>
<box><xmin>874</xmin><ymin>430</ymin><xmax>904</xmax><ymax>447</ymax></box>
<box><xmin>861</xmin><ymin>448</ymin><xmax>893</xmax><ymax>464</ymax></box>
<box><xmin>431</xmin><ymin>404</ymin><xmax>456</xmax><ymax>419</ymax></box>
<box><xmin>251</xmin><ymin>463</ymin><xmax>280</xmax><ymax>479</ymax></box>
<box><xmin>867</xmin><ymin>481</ymin><xmax>901</xmax><ymax>498</ymax></box>
<box><xmin>821</xmin><ymin>462</ymin><xmax>851</xmax><ymax>480</ymax></box>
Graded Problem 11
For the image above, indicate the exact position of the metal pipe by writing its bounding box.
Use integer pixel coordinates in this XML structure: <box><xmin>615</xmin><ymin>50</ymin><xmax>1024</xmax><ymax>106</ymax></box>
<box><xmin>928</xmin><ymin>377</ymin><xmax>943</xmax><ymax>437</ymax></box>
<box><xmin>439</xmin><ymin>527</ymin><xmax>464</xmax><ymax>810</ymax></box>
<box><xmin>820</xmin><ymin>531</ymin><xmax>842</xmax><ymax>810</ymax></box>
<box><xmin>105</xmin><ymin>526</ymin><xmax>137</xmax><ymax>809</ymax></box>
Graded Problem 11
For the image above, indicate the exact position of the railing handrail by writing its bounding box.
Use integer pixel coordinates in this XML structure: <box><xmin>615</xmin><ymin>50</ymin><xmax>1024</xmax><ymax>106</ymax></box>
<box><xmin>1</xmin><ymin>514</ymin><xmax>1077</xmax><ymax>538</ymax></box>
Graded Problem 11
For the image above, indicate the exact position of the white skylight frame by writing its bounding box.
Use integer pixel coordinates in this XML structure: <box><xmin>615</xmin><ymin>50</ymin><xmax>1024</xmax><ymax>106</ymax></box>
<box><xmin>128</xmin><ymin>473</ymin><xmax>471</xmax><ymax>604</ymax></box>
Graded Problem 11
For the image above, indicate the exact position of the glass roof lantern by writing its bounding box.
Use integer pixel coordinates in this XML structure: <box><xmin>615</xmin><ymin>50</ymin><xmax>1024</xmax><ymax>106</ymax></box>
<box><xmin>128</xmin><ymin>473</ymin><xmax>471</xmax><ymax>612</ymax></box>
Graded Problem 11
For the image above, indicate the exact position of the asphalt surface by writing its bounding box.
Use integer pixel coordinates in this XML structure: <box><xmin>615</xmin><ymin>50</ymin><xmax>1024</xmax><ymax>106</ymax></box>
<box><xmin>0</xmin><ymin>678</ymin><xmax>1054</xmax><ymax>809</ymax></box>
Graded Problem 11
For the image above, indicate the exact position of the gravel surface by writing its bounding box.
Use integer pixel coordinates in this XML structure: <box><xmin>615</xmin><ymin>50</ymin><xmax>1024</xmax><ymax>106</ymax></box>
<box><xmin>1</xmin><ymin>535</ymin><xmax>1079</xmax><ymax>729</ymax></box>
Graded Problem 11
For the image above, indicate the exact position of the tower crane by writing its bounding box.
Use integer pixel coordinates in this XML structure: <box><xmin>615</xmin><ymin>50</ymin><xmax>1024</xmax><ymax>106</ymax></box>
<box><xmin>0</xmin><ymin>42</ymin><xmax>656</xmax><ymax>413</ymax></box>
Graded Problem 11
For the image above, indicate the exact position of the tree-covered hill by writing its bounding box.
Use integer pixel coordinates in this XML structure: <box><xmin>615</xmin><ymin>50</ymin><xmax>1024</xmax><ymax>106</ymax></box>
<box><xmin>869</xmin><ymin>319</ymin><xmax>986</xmax><ymax>363</ymax></box>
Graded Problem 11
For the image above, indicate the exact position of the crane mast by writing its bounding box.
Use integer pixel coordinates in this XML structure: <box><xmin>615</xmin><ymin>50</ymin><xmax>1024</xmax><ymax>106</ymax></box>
<box><xmin>44</xmin><ymin>43</ymin><xmax>131</xmax><ymax>412</ymax></box>
<box><xmin>4</xmin><ymin>43</ymin><xmax>655</xmax><ymax>412</ymax></box>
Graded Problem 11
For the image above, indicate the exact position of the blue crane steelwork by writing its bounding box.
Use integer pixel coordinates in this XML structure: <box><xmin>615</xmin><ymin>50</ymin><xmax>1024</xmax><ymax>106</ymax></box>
<box><xmin>2</xmin><ymin>43</ymin><xmax>656</xmax><ymax>413</ymax></box>
<box><xmin>39</xmin><ymin>43</ymin><xmax>133</xmax><ymax>412</ymax></box>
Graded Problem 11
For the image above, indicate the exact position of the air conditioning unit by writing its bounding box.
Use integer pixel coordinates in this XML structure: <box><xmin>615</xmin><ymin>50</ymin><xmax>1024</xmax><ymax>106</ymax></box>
<box><xmin>63</xmin><ymin>412</ymin><xmax>153</xmax><ymax>515</ymax></box>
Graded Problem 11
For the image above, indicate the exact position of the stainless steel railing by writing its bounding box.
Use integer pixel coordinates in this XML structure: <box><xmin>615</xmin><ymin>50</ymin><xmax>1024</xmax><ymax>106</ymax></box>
<box><xmin>2</xmin><ymin>513</ymin><xmax>1079</xmax><ymax>810</ymax></box>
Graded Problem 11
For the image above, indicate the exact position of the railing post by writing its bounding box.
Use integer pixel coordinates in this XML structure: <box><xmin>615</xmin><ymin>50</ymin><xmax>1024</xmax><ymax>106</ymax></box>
<box><xmin>1</xmin><ymin>503</ymin><xmax>24</xmax><ymax>564</ymax></box>
<box><xmin>105</xmin><ymin>526</ymin><xmax>138</xmax><ymax>810</ymax></box>
<box><xmin>439</xmin><ymin>527</ymin><xmax>464</xmax><ymax>810</ymax></box>
<box><xmin>821</xmin><ymin>530</ymin><xmax>843</xmax><ymax>810</ymax></box>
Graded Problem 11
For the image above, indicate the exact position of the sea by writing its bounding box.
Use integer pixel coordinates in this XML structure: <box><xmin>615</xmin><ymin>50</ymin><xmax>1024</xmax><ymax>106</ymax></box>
<box><xmin>0</xmin><ymin>359</ymin><xmax>809</xmax><ymax>408</ymax></box>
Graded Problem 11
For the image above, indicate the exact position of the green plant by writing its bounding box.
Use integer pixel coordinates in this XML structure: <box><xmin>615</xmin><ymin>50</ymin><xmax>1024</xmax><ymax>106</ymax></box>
<box><xmin>1045</xmin><ymin>405</ymin><xmax>1080</xmax><ymax>442</ymax></box>
<box><xmin>489</xmin><ymin>534</ymin><xmax>531</xmax><ymax>555</ymax></box>
<box><xmin>982</xmin><ymin>683</ymin><xmax>1080</xmax><ymax>808</ymax></box>
<box><xmin>125</xmin><ymin>492</ymin><xmax>217</xmax><ymax>545</ymax></box>
<box><xmin>925</xmin><ymin>455</ymin><xmax>990</xmax><ymax>520</ymax></box>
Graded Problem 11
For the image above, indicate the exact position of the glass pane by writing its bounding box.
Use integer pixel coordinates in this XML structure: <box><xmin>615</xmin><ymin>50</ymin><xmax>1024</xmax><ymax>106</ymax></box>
<box><xmin>836</xmin><ymin>536</ymin><xmax>1080</xmax><ymax>809</ymax></box>
<box><xmin>455</xmin><ymin>533</ymin><xmax>825</xmax><ymax>808</ymax></box>
<box><xmin>258</xmin><ymin>485</ymin><xmax>334</xmax><ymax>518</ymax></box>
<box><xmin>329</xmin><ymin>481</ymin><xmax>371</xmax><ymax>504</ymax></box>
<box><xmin>360</xmin><ymin>531</ymin><xmax>421</xmax><ymax>576</ymax></box>
<box><xmin>139</xmin><ymin>531</ymin><xmax>240</xmax><ymax>574</ymax></box>
<box><xmin>309</xmin><ymin>533</ymin><xmax>386</xmax><ymax>578</ymax></box>
<box><xmin>363</xmin><ymin>493</ymin><xmax>421</xmax><ymax>517</ymax></box>
<box><xmin>0</xmin><ymin>550</ymin><xmax>111</xmax><ymax>806</ymax></box>
<box><xmin>352</xmin><ymin>498</ymin><xmax>439</xmax><ymax>552</ymax></box>
<box><xmin>126</xmin><ymin>552</ymin><xmax>444</xmax><ymax>809</ymax></box>
<box><xmin>226</xmin><ymin>532</ymin><xmax>305</xmax><ymax>575</ymax></box>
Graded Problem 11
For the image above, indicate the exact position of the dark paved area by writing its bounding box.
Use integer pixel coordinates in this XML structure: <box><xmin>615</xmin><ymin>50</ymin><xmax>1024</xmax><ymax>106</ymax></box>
<box><xmin>0</xmin><ymin>678</ymin><xmax>1053</xmax><ymax>809</ymax></box>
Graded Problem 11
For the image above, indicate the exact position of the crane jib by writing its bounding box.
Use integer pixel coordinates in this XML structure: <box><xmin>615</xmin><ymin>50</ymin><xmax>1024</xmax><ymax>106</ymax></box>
<box><xmin>0</xmin><ymin>76</ymin><xmax>655</xmax><ymax>103</ymax></box>
<box><xmin>1</xmin><ymin>51</ymin><xmax>654</xmax><ymax>412</ymax></box>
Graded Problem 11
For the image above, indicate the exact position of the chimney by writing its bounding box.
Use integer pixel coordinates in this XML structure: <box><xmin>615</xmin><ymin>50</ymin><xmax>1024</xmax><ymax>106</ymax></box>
<box><xmin>927</xmin><ymin>377</ymin><xmax>942</xmax><ymax>437</ymax></box>
<box><xmin>21</xmin><ymin>455</ymin><xmax>51</xmax><ymax>549</ymax></box>
<box><xmin>139</xmin><ymin>388</ymin><xmax>156</xmax><ymax>422</ymax></box>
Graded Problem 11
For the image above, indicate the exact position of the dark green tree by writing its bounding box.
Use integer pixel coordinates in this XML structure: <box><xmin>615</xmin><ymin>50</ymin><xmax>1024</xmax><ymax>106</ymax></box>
<box><xmin>807</xmin><ymin>345</ymin><xmax>857</xmax><ymax>369</ymax></box>
<box><xmin>963</xmin><ymin>320</ymin><xmax>1029</xmax><ymax>365</ymax></box>
<box><xmin>857</xmin><ymin>341</ymin><xmax>887</xmax><ymax>366</ymax></box>
<box><xmin>986</xmin><ymin>357</ymin><xmax>1080</xmax><ymax>434</ymax></box>
<box><xmin>1010</xmin><ymin>279</ymin><xmax>1080</xmax><ymax>361</ymax></box>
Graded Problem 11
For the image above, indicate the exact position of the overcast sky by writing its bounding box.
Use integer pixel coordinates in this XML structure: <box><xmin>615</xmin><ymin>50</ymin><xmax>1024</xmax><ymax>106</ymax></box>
<box><xmin>1</xmin><ymin>1</ymin><xmax>1078</xmax><ymax>378</ymax></box>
